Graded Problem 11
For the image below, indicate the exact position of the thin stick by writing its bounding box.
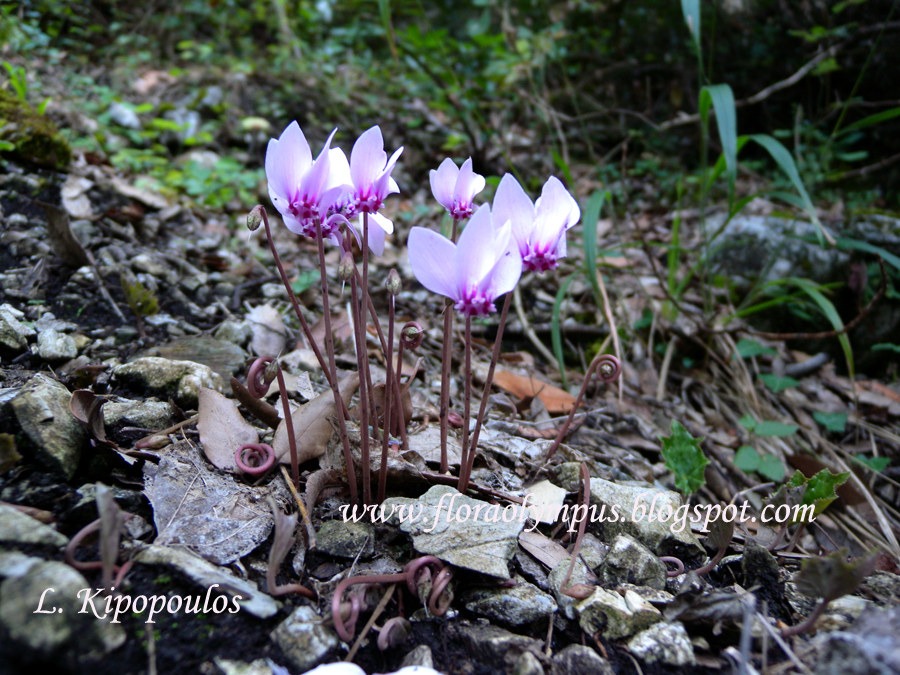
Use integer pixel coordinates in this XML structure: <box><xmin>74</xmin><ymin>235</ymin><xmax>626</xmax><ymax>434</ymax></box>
<box><xmin>280</xmin><ymin>465</ymin><xmax>316</xmax><ymax>549</ymax></box>
<box><xmin>345</xmin><ymin>584</ymin><xmax>396</xmax><ymax>662</ymax></box>
<box><xmin>315</xmin><ymin>221</ymin><xmax>358</xmax><ymax>506</ymax></box>
<box><xmin>513</xmin><ymin>284</ymin><xmax>557</xmax><ymax>366</ymax></box>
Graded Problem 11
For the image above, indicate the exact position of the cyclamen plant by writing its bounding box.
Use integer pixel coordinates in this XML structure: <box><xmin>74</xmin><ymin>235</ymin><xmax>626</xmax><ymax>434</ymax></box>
<box><xmin>256</xmin><ymin>118</ymin><xmax>611</xmax><ymax>505</ymax></box>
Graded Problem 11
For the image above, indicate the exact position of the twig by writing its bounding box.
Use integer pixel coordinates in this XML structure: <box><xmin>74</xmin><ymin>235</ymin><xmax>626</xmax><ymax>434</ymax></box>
<box><xmin>513</xmin><ymin>284</ymin><xmax>557</xmax><ymax>366</ymax></box>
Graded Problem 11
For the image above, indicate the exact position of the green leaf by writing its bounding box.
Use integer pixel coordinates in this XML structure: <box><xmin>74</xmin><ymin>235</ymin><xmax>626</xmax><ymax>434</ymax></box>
<box><xmin>582</xmin><ymin>190</ymin><xmax>607</xmax><ymax>309</ymax></box>
<box><xmin>795</xmin><ymin>549</ymin><xmax>877</xmax><ymax>602</ymax></box>
<box><xmin>680</xmin><ymin>0</ymin><xmax>701</xmax><ymax>54</ymax></box>
<box><xmin>755</xmin><ymin>420</ymin><xmax>799</xmax><ymax>437</ymax></box>
<box><xmin>701</xmin><ymin>84</ymin><xmax>738</xmax><ymax>191</ymax></box>
<box><xmin>759</xmin><ymin>373</ymin><xmax>800</xmax><ymax>393</ymax></box>
<box><xmin>736</xmin><ymin>338</ymin><xmax>776</xmax><ymax>359</ymax></box>
<box><xmin>812</xmin><ymin>410</ymin><xmax>848</xmax><ymax>433</ymax></box>
<box><xmin>660</xmin><ymin>420</ymin><xmax>709</xmax><ymax>495</ymax></box>
<box><xmin>854</xmin><ymin>454</ymin><xmax>890</xmax><ymax>472</ymax></box>
<box><xmin>291</xmin><ymin>269</ymin><xmax>319</xmax><ymax>295</ymax></box>
<box><xmin>789</xmin><ymin>468</ymin><xmax>850</xmax><ymax>519</ymax></box>
<box><xmin>746</xmin><ymin>134</ymin><xmax>827</xmax><ymax>245</ymax></box>
<box><xmin>757</xmin><ymin>454</ymin><xmax>786</xmax><ymax>482</ymax></box>
<box><xmin>738</xmin><ymin>415</ymin><xmax>757</xmax><ymax>432</ymax></box>
<box><xmin>734</xmin><ymin>445</ymin><xmax>760</xmax><ymax>472</ymax></box>
<box><xmin>872</xmin><ymin>343</ymin><xmax>900</xmax><ymax>354</ymax></box>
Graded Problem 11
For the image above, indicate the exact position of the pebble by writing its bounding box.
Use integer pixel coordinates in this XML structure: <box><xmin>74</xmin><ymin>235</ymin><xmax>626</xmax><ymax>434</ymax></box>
<box><xmin>36</xmin><ymin>328</ymin><xmax>78</xmax><ymax>361</ymax></box>
<box><xmin>627</xmin><ymin>621</ymin><xmax>695</xmax><ymax>666</ymax></box>
<box><xmin>271</xmin><ymin>605</ymin><xmax>339</xmax><ymax>672</ymax></box>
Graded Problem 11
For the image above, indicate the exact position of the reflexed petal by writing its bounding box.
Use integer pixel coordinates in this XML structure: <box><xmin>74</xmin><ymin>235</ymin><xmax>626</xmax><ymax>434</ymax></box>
<box><xmin>455</xmin><ymin>157</ymin><xmax>485</xmax><ymax>204</ymax></box>
<box><xmin>368</xmin><ymin>210</ymin><xmax>394</xmax><ymax>235</ymax></box>
<box><xmin>408</xmin><ymin>227</ymin><xmax>458</xmax><ymax>300</ymax></box>
<box><xmin>492</xmin><ymin>173</ymin><xmax>534</xmax><ymax>251</ymax></box>
<box><xmin>366</xmin><ymin>215</ymin><xmax>388</xmax><ymax>255</ymax></box>
<box><xmin>429</xmin><ymin>158</ymin><xmax>457</xmax><ymax>209</ymax></box>
<box><xmin>350</xmin><ymin>126</ymin><xmax>386</xmax><ymax>190</ymax></box>
<box><xmin>454</xmin><ymin>204</ymin><xmax>496</xmax><ymax>291</ymax></box>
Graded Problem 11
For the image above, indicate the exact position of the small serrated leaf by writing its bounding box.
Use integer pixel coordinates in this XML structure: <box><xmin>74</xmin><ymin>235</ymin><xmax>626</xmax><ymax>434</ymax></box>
<box><xmin>794</xmin><ymin>548</ymin><xmax>877</xmax><ymax>602</ymax></box>
<box><xmin>812</xmin><ymin>410</ymin><xmax>848</xmax><ymax>433</ymax></box>
<box><xmin>759</xmin><ymin>373</ymin><xmax>800</xmax><ymax>393</ymax></box>
<box><xmin>757</xmin><ymin>453</ymin><xmax>786</xmax><ymax>482</ymax></box>
<box><xmin>660</xmin><ymin>420</ymin><xmax>709</xmax><ymax>495</ymax></box>
<box><xmin>734</xmin><ymin>445</ymin><xmax>760</xmax><ymax>472</ymax></box>
<box><xmin>755</xmin><ymin>420</ymin><xmax>798</xmax><ymax>437</ymax></box>
<box><xmin>736</xmin><ymin>338</ymin><xmax>776</xmax><ymax>359</ymax></box>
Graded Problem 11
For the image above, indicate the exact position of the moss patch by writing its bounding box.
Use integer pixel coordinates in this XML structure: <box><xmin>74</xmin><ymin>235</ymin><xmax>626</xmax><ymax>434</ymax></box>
<box><xmin>0</xmin><ymin>90</ymin><xmax>71</xmax><ymax>170</ymax></box>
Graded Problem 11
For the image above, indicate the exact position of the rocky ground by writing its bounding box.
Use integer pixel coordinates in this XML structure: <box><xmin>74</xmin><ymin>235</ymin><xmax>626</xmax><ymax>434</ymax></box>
<box><xmin>2</xmin><ymin>79</ymin><xmax>900</xmax><ymax>675</ymax></box>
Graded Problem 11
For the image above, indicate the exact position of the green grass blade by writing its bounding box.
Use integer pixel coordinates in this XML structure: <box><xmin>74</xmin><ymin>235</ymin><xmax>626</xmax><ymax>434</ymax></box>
<box><xmin>840</xmin><ymin>106</ymin><xmax>900</xmax><ymax>135</ymax></box>
<box><xmin>747</xmin><ymin>133</ymin><xmax>830</xmax><ymax>245</ymax></box>
<box><xmin>582</xmin><ymin>190</ymin><xmax>607</xmax><ymax>307</ymax></box>
<box><xmin>680</xmin><ymin>0</ymin><xmax>701</xmax><ymax>55</ymax></box>
<box><xmin>551</xmin><ymin>275</ymin><xmax>575</xmax><ymax>387</ymax></box>
<box><xmin>791</xmin><ymin>277</ymin><xmax>855</xmax><ymax>378</ymax></box>
<box><xmin>701</xmin><ymin>84</ymin><xmax>738</xmax><ymax>192</ymax></box>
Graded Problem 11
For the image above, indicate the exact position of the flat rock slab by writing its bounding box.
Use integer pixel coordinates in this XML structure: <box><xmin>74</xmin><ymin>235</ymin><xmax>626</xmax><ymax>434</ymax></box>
<box><xmin>383</xmin><ymin>485</ymin><xmax>526</xmax><ymax>579</ymax></box>
<box><xmin>0</xmin><ymin>502</ymin><xmax>68</xmax><ymax>547</ymax></box>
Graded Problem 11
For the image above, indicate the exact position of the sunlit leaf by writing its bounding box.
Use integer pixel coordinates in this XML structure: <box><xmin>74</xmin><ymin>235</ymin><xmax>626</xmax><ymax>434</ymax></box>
<box><xmin>660</xmin><ymin>420</ymin><xmax>708</xmax><ymax>495</ymax></box>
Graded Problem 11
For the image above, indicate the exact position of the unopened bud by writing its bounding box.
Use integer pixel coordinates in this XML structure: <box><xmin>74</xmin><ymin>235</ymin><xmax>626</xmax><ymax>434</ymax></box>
<box><xmin>386</xmin><ymin>269</ymin><xmax>401</xmax><ymax>296</ymax></box>
<box><xmin>338</xmin><ymin>251</ymin><xmax>356</xmax><ymax>281</ymax></box>
<box><xmin>247</xmin><ymin>205</ymin><xmax>265</xmax><ymax>231</ymax></box>
<box><xmin>400</xmin><ymin>321</ymin><xmax>424</xmax><ymax>350</ymax></box>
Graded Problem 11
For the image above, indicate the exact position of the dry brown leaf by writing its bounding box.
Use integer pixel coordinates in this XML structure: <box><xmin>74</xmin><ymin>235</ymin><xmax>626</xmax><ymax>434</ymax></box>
<box><xmin>197</xmin><ymin>387</ymin><xmax>259</xmax><ymax>472</ymax></box>
<box><xmin>492</xmin><ymin>368</ymin><xmax>577</xmax><ymax>414</ymax></box>
<box><xmin>518</xmin><ymin>529</ymin><xmax>570</xmax><ymax>569</ymax></box>
<box><xmin>272</xmin><ymin>373</ymin><xmax>360</xmax><ymax>465</ymax></box>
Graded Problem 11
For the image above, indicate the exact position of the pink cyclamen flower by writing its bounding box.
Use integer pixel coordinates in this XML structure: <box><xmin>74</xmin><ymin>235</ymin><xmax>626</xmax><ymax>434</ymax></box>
<box><xmin>492</xmin><ymin>174</ymin><xmax>580</xmax><ymax>272</ymax></box>
<box><xmin>408</xmin><ymin>204</ymin><xmax>522</xmax><ymax>317</ymax></box>
<box><xmin>324</xmin><ymin>145</ymin><xmax>389</xmax><ymax>255</ymax></box>
<box><xmin>430</xmin><ymin>157</ymin><xmax>485</xmax><ymax>221</ymax></box>
<box><xmin>265</xmin><ymin>121</ymin><xmax>345</xmax><ymax>240</ymax></box>
<box><xmin>348</xmin><ymin>125</ymin><xmax>402</xmax><ymax>220</ymax></box>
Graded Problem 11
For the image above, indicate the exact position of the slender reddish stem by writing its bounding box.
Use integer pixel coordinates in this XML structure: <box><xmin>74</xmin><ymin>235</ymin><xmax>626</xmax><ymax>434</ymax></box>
<box><xmin>315</xmin><ymin>220</ymin><xmax>358</xmax><ymax>506</ymax></box>
<box><xmin>456</xmin><ymin>316</ymin><xmax>473</xmax><ymax>492</ymax></box>
<box><xmin>438</xmin><ymin>217</ymin><xmax>461</xmax><ymax>474</ymax></box>
<box><xmin>378</xmin><ymin>294</ymin><xmax>396</xmax><ymax>504</ymax></box>
<box><xmin>458</xmin><ymin>293</ymin><xmax>512</xmax><ymax>493</ymax></box>
<box><xmin>273</xmin><ymin>362</ymin><xmax>300</xmax><ymax>487</ymax></box>
<box><xmin>545</xmin><ymin>354</ymin><xmax>621</xmax><ymax>461</ymax></box>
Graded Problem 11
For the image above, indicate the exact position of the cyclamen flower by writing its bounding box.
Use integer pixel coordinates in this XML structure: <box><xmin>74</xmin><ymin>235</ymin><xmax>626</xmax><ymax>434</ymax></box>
<box><xmin>324</xmin><ymin>145</ymin><xmax>390</xmax><ymax>255</ymax></box>
<box><xmin>408</xmin><ymin>204</ymin><xmax>522</xmax><ymax>317</ymax></box>
<box><xmin>265</xmin><ymin>121</ymin><xmax>345</xmax><ymax>240</ymax></box>
<box><xmin>348</xmin><ymin>125</ymin><xmax>402</xmax><ymax>220</ymax></box>
<box><xmin>492</xmin><ymin>174</ymin><xmax>580</xmax><ymax>272</ymax></box>
<box><xmin>430</xmin><ymin>157</ymin><xmax>485</xmax><ymax>221</ymax></box>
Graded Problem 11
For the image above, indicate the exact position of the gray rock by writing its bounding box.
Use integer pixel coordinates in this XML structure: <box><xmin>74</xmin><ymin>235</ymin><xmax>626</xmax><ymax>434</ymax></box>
<box><xmin>0</xmin><ymin>560</ymin><xmax>125</xmax><ymax>657</ymax></box>
<box><xmin>448</xmin><ymin>622</ymin><xmax>546</xmax><ymax>673</ymax></box>
<box><xmin>589</xmin><ymin>477</ymin><xmax>704</xmax><ymax>561</ymax></box>
<box><xmin>271</xmin><ymin>605</ymin><xmax>339</xmax><ymax>672</ymax></box>
<box><xmin>383</xmin><ymin>485</ymin><xmax>525</xmax><ymax>578</ymax></box>
<box><xmin>11</xmin><ymin>373</ymin><xmax>85</xmax><ymax>479</ymax></box>
<box><xmin>102</xmin><ymin>398</ymin><xmax>178</xmax><ymax>437</ymax></box>
<box><xmin>597</xmin><ymin>534</ymin><xmax>666</xmax><ymax>590</ymax></box>
<box><xmin>36</xmin><ymin>328</ymin><xmax>78</xmax><ymax>361</ymax></box>
<box><xmin>0</xmin><ymin>502</ymin><xmax>68</xmax><ymax>547</ymax></box>
<box><xmin>551</xmin><ymin>644</ymin><xmax>614</xmax><ymax>675</ymax></box>
<box><xmin>400</xmin><ymin>645</ymin><xmax>434</xmax><ymax>669</ymax></box>
<box><xmin>213</xmin><ymin>319</ymin><xmax>253</xmax><ymax>347</ymax></box>
<box><xmin>108</xmin><ymin>101</ymin><xmax>141</xmax><ymax>129</ymax></box>
<box><xmin>811</xmin><ymin>605</ymin><xmax>900</xmax><ymax>674</ymax></box>
<box><xmin>463</xmin><ymin>577</ymin><xmax>557</xmax><ymax>626</ymax></box>
<box><xmin>576</xmin><ymin>587</ymin><xmax>662</xmax><ymax>640</ymax></box>
<box><xmin>0</xmin><ymin>551</ymin><xmax>42</xmax><ymax>578</ymax></box>
<box><xmin>514</xmin><ymin>649</ymin><xmax>545</xmax><ymax>675</ymax></box>
<box><xmin>134</xmin><ymin>544</ymin><xmax>278</xmax><ymax>618</ymax></box>
<box><xmin>548</xmin><ymin>557</ymin><xmax>594</xmax><ymax>620</ymax></box>
<box><xmin>315</xmin><ymin>520</ymin><xmax>375</xmax><ymax>559</ymax></box>
<box><xmin>0</xmin><ymin>303</ymin><xmax>35</xmax><ymax>350</ymax></box>
<box><xmin>627</xmin><ymin>621</ymin><xmax>695</xmax><ymax>666</ymax></box>
<box><xmin>113</xmin><ymin>356</ymin><xmax>223</xmax><ymax>408</ymax></box>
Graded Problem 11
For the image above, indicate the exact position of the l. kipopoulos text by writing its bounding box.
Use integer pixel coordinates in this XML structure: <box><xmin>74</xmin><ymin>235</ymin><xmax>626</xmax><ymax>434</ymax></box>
<box><xmin>33</xmin><ymin>584</ymin><xmax>243</xmax><ymax>624</ymax></box>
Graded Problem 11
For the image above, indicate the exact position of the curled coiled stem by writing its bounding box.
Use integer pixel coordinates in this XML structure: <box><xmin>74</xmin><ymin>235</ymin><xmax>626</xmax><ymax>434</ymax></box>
<box><xmin>545</xmin><ymin>353</ymin><xmax>622</xmax><ymax>461</ymax></box>
<box><xmin>246</xmin><ymin>357</ymin><xmax>276</xmax><ymax>398</ymax></box>
<box><xmin>377</xmin><ymin>616</ymin><xmax>412</xmax><ymax>651</ymax></box>
<box><xmin>400</xmin><ymin>321</ymin><xmax>424</xmax><ymax>350</ymax></box>
<box><xmin>234</xmin><ymin>443</ymin><xmax>276</xmax><ymax>476</ymax></box>
<box><xmin>660</xmin><ymin>555</ymin><xmax>685</xmax><ymax>577</ymax></box>
<box><xmin>331</xmin><ymin>555</ymin><xmax>454</xmax><ymax>643</ymax></box>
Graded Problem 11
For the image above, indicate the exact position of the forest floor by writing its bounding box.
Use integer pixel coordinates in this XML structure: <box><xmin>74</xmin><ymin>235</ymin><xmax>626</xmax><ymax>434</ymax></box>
<box><xmin>1</xmin><ymin>54</ymin><xmax>899</xmax><ymax>675</ymax></box>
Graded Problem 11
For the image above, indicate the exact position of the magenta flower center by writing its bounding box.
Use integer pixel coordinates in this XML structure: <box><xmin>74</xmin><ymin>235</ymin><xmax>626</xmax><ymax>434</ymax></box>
<box><xmin>449</xmin><ymin>200</ymin><xmax>474</xmax><ymax>221</ymax></box>
<box><xmin>454</xmin><ymin>285</ymin><xmax>495</xmax><ymax>317</ymax></box>
<box><xmin>523</xmin><ymin>245</ymin><xmax>558</xmax><ymax>272</ymax></box>
<box><xmin>352</xmin><ymin>189</ymin><xmax>383</xmax><ymax>215</ymax></box>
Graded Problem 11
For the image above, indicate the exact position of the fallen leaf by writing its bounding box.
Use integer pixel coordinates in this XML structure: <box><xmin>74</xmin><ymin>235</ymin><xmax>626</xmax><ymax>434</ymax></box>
<box><xmin>518</xmin><ymin>529</ymin><xmax>571</xmax><ymax>569</ymax></box>
<box><xmin>40</xmin><ymin>202</ymin><xmax>91</xmax><ymax>268</ymax></box>
<box><xmin>246</xmin><ymin>304</ymin><xmax>288</xmax><ymax>358</ymax></box>
<box><xmin>524</xmin><ymin>480</ymin><xmax>568</xmax><ymax>524</ymax></box>
<box><xmin>272</xmin><ymin>373</ymin><xmax>359</xmax><ymax>465</ymax></box>
<box><xmin>197</xmin><ymin>387</ymin><xmax>259</xmax><ymax>472</ymax></box>
<box><xmin>492</xmin><ymin>368</ymin><xmax>577</xmax><ymax>415</ymax></box>
<box><xmin>61</xmin><ymin>175</ymin><xmax>94</xmax><ymax>220</ymax></box>
<box><xmin>143</xmin><ymin>440</ymin><xmax>291</xmax><ymax>565</ymax></box>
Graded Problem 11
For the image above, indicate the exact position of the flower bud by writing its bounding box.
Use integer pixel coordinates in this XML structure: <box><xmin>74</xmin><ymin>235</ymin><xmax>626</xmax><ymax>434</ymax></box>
<box><xmin>338</xmin><ymin>251</ymin><xmax>356</xmax><ymax>282</ymax></box>
<box><xmin>247</xmin><ymin>205</ymin><xmax>265</xmax><ymax>231</ymax></box>
<box><xmin>386</xmin><ymin>269</ymin><xmax>401</xmax><ymax>296</ymax></box>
